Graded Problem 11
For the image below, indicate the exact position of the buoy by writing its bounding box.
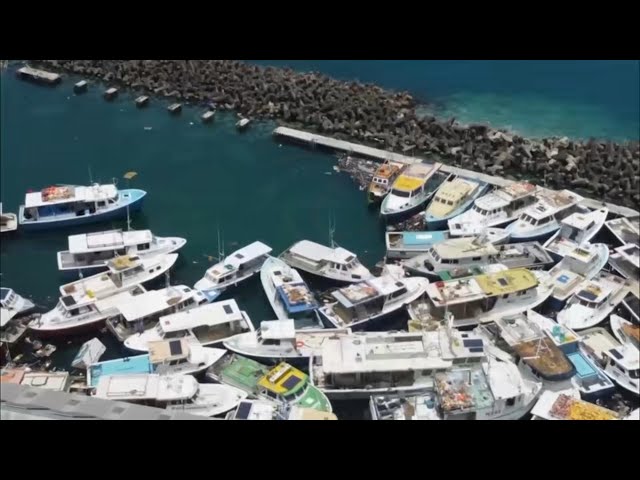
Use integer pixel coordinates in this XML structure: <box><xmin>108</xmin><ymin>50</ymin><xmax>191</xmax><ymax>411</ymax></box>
<box><xmin>296</xmin><ymin>340</ymin><xmax>305</xmax><ymax>348</ymax></box>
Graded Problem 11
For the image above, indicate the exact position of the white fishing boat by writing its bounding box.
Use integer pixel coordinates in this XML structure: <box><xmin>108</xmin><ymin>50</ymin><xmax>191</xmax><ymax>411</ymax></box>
<box><xmin>87</xmin><ymin>340</ymin><xmax>225</xmax><ymax>387</ymax></box>
<box><xmin>543</xmin><ymin>208</ymin><xmax>608</xmax><ymax>260</ymax></box>
<box><xmin>448</xmin><ymin>182</ymin><xmax>538</xmax><ymax>236</ymax></box>
<box><xmin>407</xmin><ymin>268</ymin><xmax>552</xmax><ymax>329</ymax></box>
<box><xmin>310</xmin><ymin>327</ymin><xmax>487</xmax><ymax>400</ymax></box>
<box><xmin>0</xmin><ymin>203</ymin><xmax>18</xmax><ymax>233</ymax></box>
<box><xmin>29</xmin><ymin>285</ymin><xmax>147</xmax><ymax>337</ymax></box>
<box><xmin>223</xmin><ymin>319</ymin><xmax>351</xmax><ymax>365</ymax></box>
<box><xmin>424</xmin><ymin>176</ymin><xmax>490</xmax><ymax>231</ymax></box>
<box><xmin>578</xmin><ymin>327</ymin><xmax>639</xmax><ymax>395</ymax></box>
<box><xmin>0</xmin><ymin>288</ymin><xmax>35</xmax><ymax>319</ymax></box>
<box><xmin>58</xmin><ymin>254</ymin><xmax>178</xmax><ymax>302</ymax></box>
<box><xmin>124</xmin><ymin>299</ymin><xmax>254</xmax><ymax>352</ymax></box>
<box><xmin>505</xmin><ymin>189</ymin><xmax>584</xmax><ymax>242</ymax></box>
<box><xmin>608</xmin><ymin>243</ymin><xmax>639</xmax><ymax>288</ymax></box>
<box><xmin>428</xmin><ymin>358</ymin><xmax>542</xmax><ymax>420</ymax></box>
<box><xmin>610</xmin><ymin>314</ymin><xmax>639</xmax><ymax>349</ymax></box>
<box><xmin>604</xmin><ymin>215</ymin><xmax>639</xmax><ymax>247</ymax></box>
<box><xmin>380</xmin><ymin>162</ymin><xmax>445</xmax><ymax>217</ymax></box>
<box><xmin>317</xmin><ymin>273</ymin><xmax>429</xmax><ymax>331</ymax></box>
<box><xmin>279</xmin><ymin>240</ymin><xmax>372</xmax><ymax>283</ymax></box>
<box><xmin>106</xmin><ymin>285</ymin><xmax>209</xmax><ymax>342</ymax></box>
<box><xmin>530</xmin><ymin>391</ymin><xmax>620</xmax><ymax>420</ymax></box>
<box><xmin>557</xmin><ymin>271</ymin><xmax>630</xmax><ymax>330</ymax></box>
<box><xmin>260</xmin><ymin>256</ymin><xmax>321</xmax><ymax>328</ymax></box>
<box><xmin>194</xmin><ymin>241</ymin><xmax>272</xmax><ymax>301</ymax></box>
<box><xmin>18</xmin><ymin>183</ymin><xmax>146</xmax><ymax>231</ymax></box>
<box><xmin>546</xmin><ymin>243</ymin><xmax>610</xmax><ymax>310</ymax></box>
<box><xmin>93</xmin><ymin>373</ymin><xmax>247</xmax><ymax>417</ymax></box>
<box><xmin>401</xmin><ymin>238</ymin><xmax>553</xmax><ymax>279</ymax></box>
<box><xmin>57</xmin><ymin>229</ymin><xmax>186</xmax><ymax>275</ymax></box>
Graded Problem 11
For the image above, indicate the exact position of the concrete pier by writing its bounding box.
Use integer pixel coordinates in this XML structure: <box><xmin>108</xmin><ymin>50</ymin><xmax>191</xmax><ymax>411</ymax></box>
<box><xmin>16</xmin><ymin>66</ymin><xmax>61</xmax><ymax>85</ymax></box>
<box><xmin>273</xmin><ymin>126</ymin><xmax>639</xmax><ymax>218</ymax></box>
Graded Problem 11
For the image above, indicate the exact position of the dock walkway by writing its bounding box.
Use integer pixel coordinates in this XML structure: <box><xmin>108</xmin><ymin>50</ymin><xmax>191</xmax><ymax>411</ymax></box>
<box><xmin>273</xmin><ymin>126</ymin><xmax>639</xmax><ymax>218</ymax></box>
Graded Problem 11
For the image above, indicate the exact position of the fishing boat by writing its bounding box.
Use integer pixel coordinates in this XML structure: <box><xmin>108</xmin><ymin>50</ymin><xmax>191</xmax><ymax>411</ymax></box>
<box><xmin>530</xmin><ymin>391</ymin><xmax>619</xmax><ymax>420</ymax></box>
<box><xmin>206</xmin><ymin>354</ymin><xmax>332</xmax><ymax>413</ymax></box>
<box><xmin>505</xmin><ymin>189</ymin><xmax>585</xmax><ymax>242</ymax></box>
<box><xmin>604</xmin><ymin>215</ymin><xmax>639</xmax><ymax>247</ymax></box>
<box><xmin>380</xmin><ymin>162</ymin><xmax>445</xmax><ymax>218</ymax></box>
<box><xmin>401</xmin><ymin>238</ymin><xmax>552</xmax><ymax>280</ymax></box>
<box><xmin>279</xmin><ymin>240</ymin><xmax>372</xmax><ymax>283</ymax></box>
<box><xmin>317</xmin><ymin>273</ymin><xmax>429</xmax><ymax>331</ymax></box>
<box><xmin>367</xmin><ymin>160</ymin><xmax>406</xmax><ymax>204</ymax></box>
<box><xmin>427</xmin><ymin>359</ymin><xmax>542</xmax><ymax>420</ymax></box>
<box><xmin>610</xmin><ymin>314</ymin><xmax>639</xmax><ymax>349</ymax></box>
<box><xmin>0</xmin><ymin>288</ymin><xmax>35</xmax><ymax>319</ymax></box>
<box><xmin>57</xmin><ymin>229</ymin><xmax>186</xmax><ymax>275</ymax></box>
<box><xmin>543</xmin><ymin>208</ymin><xmax>608</xmax><ymax>260</ymax></box>
<box><xmin>546</xmin><ymin>243</ymin><xmax>610</xmax><ymax>310</ymax></box>
<box><xmin>124</xmin><ymin>299</ymin><xmax>254</xmax><ymax>352</ymax></box>
<box><xmin>93</xmin><ymin>373</ymin><xmax>247</xmax><ymax>417</ymax></box>
<box><xmin>557</xmin><ymin>271</ymin><xmax>630</xmax><ymax>330</ymax></box>
<box><xmin>58</xmin><ymin>254</ymin><xmax>178</xmax><ymax>302</ymax></box>
<box><xmin>309</xmin><ymin>327</ymin><xmax>487</xmax><ymax>400</ymax></box>
<box><xmin>194</xmin><ymin>241</ymin><xmax>272</xmax><ymax>301</ymax></box>
<box><xmin>424</xmin><ymin>176</ymin><xmax>490</xmax><ymax>231</ymax></box>
<box><xmin>448</xmin><ymin>182</ymin><xmax>538</xmax><ymax>236</ymax></box>
<box><xmin>18</xmin><ymin>183</ymin><xmax>146</xmax><ymax>231</ymax></box>
<box><xmin>223</xmin><ymin>319</ymin><xmax>351</xmax><ymax>366</ymax></box>
<box><xmin>0</xmin><ymin>203</ymin><xmax>18</xmax><ymax>234</ymax></box>
<box><xmin>260</xmin><ymin>256</ymin><xmax>322</xmax><ymax>328</ymax></box>
<box><xmin>29</xmin><ymin>285</ymin><xmax>146</xmax><ymax>337</ymax></box>
<box><xmin>578</xmin><ymin>327</ymin><xmax>639</xmax><ymax>395</ymax></box>
<box><xmin>407</xmin><ymin>268</ymin><xmax>552</xmax><ymax>329</ymax></box>
<box><xmin>608</xmin><ymin>243</ymin><xmax>639</xmax><ymax>288</ymax></box>
<box><xmin>87</xmin><ymin>340</ymin><xmax>225</xmax><ymax>387</ymax></box>
<box><xmin>105</xmin><ymin>285</ymin><xmax>209</xmax><ymax>342</ymax></box>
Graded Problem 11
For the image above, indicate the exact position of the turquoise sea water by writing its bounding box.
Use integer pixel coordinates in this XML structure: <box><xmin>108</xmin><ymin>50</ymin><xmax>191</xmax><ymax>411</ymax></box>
<box><xmin>253</xmin><ymin>60</ymin><xmax>640</xmax><ymax>141</ymax></box>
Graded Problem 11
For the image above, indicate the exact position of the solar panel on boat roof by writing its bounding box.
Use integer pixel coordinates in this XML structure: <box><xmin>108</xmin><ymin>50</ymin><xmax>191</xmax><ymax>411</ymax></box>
<box><xmin>395</xmin><ymin>282</ymin><xmax>404</xmax><ymax>288</ymax></box>
<box><xmin>169</xmin><ymin>340</ymin><xmax>183</xmax><ymax>356</ymax></box>
<box><xmin>579</xmin><ymin>289</ymin><xmax>598</xmax><ymax>301</ymax></box>
<box><xmin>609</xmin><ymin>349</ymin><xmax>623</xmax><ymax>360</ymax></box>
<box><xmin>463</xmin><ymin>339</ymin><xmax>484</xmax><ymax>348</ymax></box>
<box><xmin>498</xmin><ymin>278</ymin><xmax>508</xmax><ymax>287</ymax></box>
<box><xmin>235</xmin><ymin>253</ymin><xmax>245</xmax><ymax>259</ymax></box>
<box><xmin>223</xmin><ymin>305</ymin><xmax>233</xmax><ymax>314</ymax></box>
<box><xmin>282</xmin><ymin>375</ymin><xmax>302</xmax><ymax>391</ymax></box>
<box><xmin>62</xmin><ymin>296</ymin><xmax>76</xmax><ymax>307</ymax></box>
<box><xmin>469</xmin><ymin>347</ymin><xmax>484</xmax><ymax>353</ymax></box>
<box><xmin>235</xmin><ymin>401</ymin><xmax>253</xmax><ymax>420</ymax></box>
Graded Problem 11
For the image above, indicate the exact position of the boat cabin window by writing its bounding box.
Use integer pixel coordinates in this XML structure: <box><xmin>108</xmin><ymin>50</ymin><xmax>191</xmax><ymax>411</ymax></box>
<box><xmin>446</xmin><ymin>200</ymin><xmax>454</xmax><ymax>206</ymax></box>
<box><xmin>389</xmin><ymin>287</ymin><xmax>408</xmax><ymax>299</ymax></box>
<box><xmin>506</xmin><ymin>397</ymin><xmax>516</xmax><ymax>407</ymax></box>
<box><xmin>263</xmin><ymin>339</ymin><xmax>280</xmax><ymax>346</ymax></box>
<box><xmin>97</xmin><ymin>201</ymin><xmax>106</xmax><ymax>207</ymax></box>
<box><xmin>629</xmin><ymin>369</ymin><xmax>639</xmax><ymax>379</ymax></box>
<box><xmin>472</xmin><ymin>257</ymin><xmax>482</xmax><ymax>261</ymax></box>
<box><xmin>139</xmin><ymin>243</ymin><xmax>150</xmax><ymax>251</ymax></box>
<box><xmin>392</xmin><ymin>189</ymin><xmax>411</xmax><ymax>198</ymax></box>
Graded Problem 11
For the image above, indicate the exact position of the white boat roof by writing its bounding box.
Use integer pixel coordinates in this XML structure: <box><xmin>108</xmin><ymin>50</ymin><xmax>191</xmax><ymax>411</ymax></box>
<box><xmin>566</xmin><ymin>245</ymin><xmax>599</xmax><ymax>263</ymax></box>
<box><xmin>579</xmin><ymin>328</ymin><xmax>620</xmax><ymax>357</ymax></box>
<box><xmin>575</xmin><ymin>274</ymin><xmax>625</xmax><ymax>304</ymax></box>
<box><xmin>24</xmin><ymin>184</ymin><xmax>118</xmax><ymax>208</ymax></box>
<box><xmin>288</xmin><ymin>240</ymin><xmax>356</xmax><ymax>264</ymax></box>
<box><xmin>332</xmin><ymin>275</ymin><xmax>405</xmax><ymax>307</ymax></box>
<box><xmin>319</xmin><ymin>330</ymin><xmax>483</xmax><ymax>375</ymax></box>
<box><xmin>148</xmin><ymin>339</ymin><xmax>214</xmax><ymax>366</ymax></box>
<box><xmin>206</xmin><ymin>241</ymin><xmax>272</xmax><ymax>277</ymax></box>
<box><xmin>496</xmin><ymin>314</ymin><xmax>543</xmax><ymax>346</ymax></box>
<box><xmin>605</xmin><ymin>216</ymin><xmax>640</xmax><ymax>242</ymax></box>
<box><xmin>0</xmin><ymin>308</ymin><xmax>12</xmax><ymax>327</ymax></box>
<box><xmin>117</xmin><ymin>286</ymin><xmax>194</xmax><ymax>322</ymax></box>
<box><xmin>92</xmin><ymin>287</ymin><xmax>147</xmax><ymax>312</ymax></box>
<box><xmin>260</xmin><ymin>319</ymin><xmax>296</xmax><ymax>340</ymax></box>
<box><xmin>475</xmin><ymin>182</ymin><xmax>536</xmax><ymax>210</ymax></box>
<box><xmin>482</xmin><ymin>360</ymin><xmax>525</xmax><ymax>400</ymax></box>
<box><xmin>20</xmin><ymin>372</ymin><xmax>69</xmax><ymax>391</ymax></box>
<box><xmin>614</xmin><ymin>244</ymin><xmax>640</xmax><ymax>269</ymax></box>
<box><xmin>433</xmin><ymin>237</ymin><xmax>498</xmax><ymax>259</ymax></box>
<box><xmin>526</xmin><ymin>189</ymin><xmax>583</xmax><ymax>220</ymax></box>
<box><xmin>561</xmin><ymin>211</ymin><xmax>598</xmax><ymax>231</ymax></box>
<box><xmin>158</xmin><ymin>299</ymin><xmax>243</xmax><ymax>333</ymax></box>
<box><xmin>94</xmin><ymin>374</ymin><xmax>198</xmax><ymax>401</ymax></box>
<box><xmin>232</xmin><ymin>400</ymin><xmax>277</xmax><ymax>420</ymax></box>
<box><xmin>404</xmin><ymin>162</ymin><xmax>438</xmax><ymax>179</ymax></box>
<box><xmin>68</xmin><ymin>229</ymin><xmax>153</xmax><ymax>254</ymax></box>
<box><xmin>603</xmin><ymin>344</ymin><xmax>639</xmax><ymax>371</ymax></box>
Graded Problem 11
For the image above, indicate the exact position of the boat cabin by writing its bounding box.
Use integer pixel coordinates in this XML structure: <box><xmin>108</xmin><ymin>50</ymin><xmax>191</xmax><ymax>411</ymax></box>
<box><xmin>202</xmin><ymin>241</ymin><xmax>272</xmax><ymax>287</ymax></box>
<box><xmin>369</xmin><ymin>161</ymin><xmax>405</xmax><ymax>198</ymax></box>
<box><xmin>428</xmin><ymin>178</ymin><xmax>483</xmax><ymax>217</ymax></box>
<box><xmin>605</xmin><ymin>216</ymin><xmax>640</xmax><ymax>246</ymax></box>
<box><xmin>476</xmin><ymin>182</ymin><xmax>537</xmax><ymax>216</ymax></box>
<box><xmin>281</xmin><ymin>240</ymin><xmax>370</xmax><ymax>281</ymax></box>
<box><xmin>571</xmin><ymin>276</ymin><xmax>625</xmax><ymax>310</ymax></box>
<box><xmin>276</xmin><ymin>281</ymin><xmax>319</xmax><ymax>321</ymax></box>
<box><xmin>389</xmin><ymin>163</ymin><xmax>436</xmax><ymax>199</ymax></box>
<box><xmin>602</xmin><ymin>346</ymin><xmax>640</xmax><ymax>387</ymax></box>
<box><xmin>609</xmin><ymin>244</ymin><xmax>640</xmax><ymax>280</ymax></box>
<box><xmin>566</xmin><ymin>350</ymin><xmax>614</xmax><ymax>394</ymax></box>
<box><xmin>22</xmin><ymin>184</ymin><xmax>119</xmax><ymax>221</ymax></box>
<box><xmin>513</xmin><ymin>190</ymin><xmax>583</xmax><ymax>231</ymax></box>
<box><xmin>94</xmin><ymin>374</ymin><xmax>198</xmax><ymax>406</ymax></box>
<box><xmin>256</xmin><ymin>319</ymin><xmax>297</xmax><ymax>348</ymax></box>
<box><xmin>148</xmin><ymin>339</ymin><xmax>211</xmax><ymax>374</ymax></box>
<box><xmin>257</xmin><ymin>362</ymin><xmax>311</xmax><ymax>403</ymax></box>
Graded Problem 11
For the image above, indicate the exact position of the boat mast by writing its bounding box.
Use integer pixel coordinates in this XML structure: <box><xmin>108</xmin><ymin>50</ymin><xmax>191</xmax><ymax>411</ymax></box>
<box><xmin>329</xmin><ymin>214</ymin><xmax>336</xmax><ymax>249</ymax></box>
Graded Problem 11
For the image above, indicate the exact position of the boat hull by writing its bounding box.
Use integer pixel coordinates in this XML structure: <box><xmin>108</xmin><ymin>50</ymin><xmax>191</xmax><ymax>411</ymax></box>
<box><xmin>19</xmin><ymin>189</ymin><xmax>146</xmax><ymax>231</ymax></box>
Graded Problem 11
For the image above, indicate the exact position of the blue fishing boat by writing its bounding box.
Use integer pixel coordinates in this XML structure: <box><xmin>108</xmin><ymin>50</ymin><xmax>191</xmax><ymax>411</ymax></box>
<box><xmin>424</xmin><ymin>176</ymin><xmax>489</xmax><ymax>231</ymax></box>
<box><xmin>18</xmin><ymin>183</ymin><xmax>146</xmax><ymax>231</ymax></box>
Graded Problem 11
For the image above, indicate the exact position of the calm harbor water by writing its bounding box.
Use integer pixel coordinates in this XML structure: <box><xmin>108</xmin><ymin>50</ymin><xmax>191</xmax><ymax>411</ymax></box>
<box><xmin>2</xmin><ymin>61</ymin><xmax>638</xmax><ymax>418</ymax></box>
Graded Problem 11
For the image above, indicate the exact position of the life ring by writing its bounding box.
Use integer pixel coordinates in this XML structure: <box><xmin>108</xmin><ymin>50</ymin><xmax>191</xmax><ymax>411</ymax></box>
<box><xmin>296</xmin><ymin>340</ymin><xmax>305</xmax><ymax>348</ymax></box>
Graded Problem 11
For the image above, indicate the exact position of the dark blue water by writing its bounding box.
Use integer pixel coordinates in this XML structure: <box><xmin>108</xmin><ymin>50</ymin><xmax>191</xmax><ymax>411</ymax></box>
<box><xmin>252</xmin><ymin>60</ymin><xmax>640</xmax><ymax>141</ymax></box>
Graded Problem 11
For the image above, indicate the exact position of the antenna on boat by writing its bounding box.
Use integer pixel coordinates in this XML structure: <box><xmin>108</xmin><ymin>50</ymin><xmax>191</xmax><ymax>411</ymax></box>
<box><xmin>123</xmin><ymin>172</ymin><xmax>138</xmax><ymax>232</ymax></box>
<box><xmin>88</xmin><ymin>165</ymin><xmax>94</xmax><ymax>184</ymax></box>
<box><xmin>216</xmin><ymin>225</ymin><xmax>225</xmax><ymax>262</ymax></box>
<box><xmin>329</xmin><ymin>214</ymin><xmax>337</xmax><ymax>248</ymax></box>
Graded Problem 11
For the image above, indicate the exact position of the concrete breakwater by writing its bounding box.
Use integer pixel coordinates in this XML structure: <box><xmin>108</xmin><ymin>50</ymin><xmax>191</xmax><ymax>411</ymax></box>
<box><xmin>30</xmin><ymin>60</ymin><xmax>640</xmax><ymax>210</ymax></box>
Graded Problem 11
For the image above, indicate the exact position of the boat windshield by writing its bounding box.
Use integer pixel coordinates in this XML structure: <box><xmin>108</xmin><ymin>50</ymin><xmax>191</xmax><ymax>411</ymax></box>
<box><xmin>391</xmin><ymin>189</ymin><xmax>411</xmax><ymax>198</ymax></box>
<box><xmin>155</xmin><ymin>323</ymin><xmax>165</xmax><ymax>336</ymax></box>
<box><xmin>473</xmin><ymin>205</ymin><xmax>490</xmax><ymax>215</ymax></box>
<box><xmin>629</xmin><ymin>369</ymin><xmax>639</xmax><ymax>379</ymax></box>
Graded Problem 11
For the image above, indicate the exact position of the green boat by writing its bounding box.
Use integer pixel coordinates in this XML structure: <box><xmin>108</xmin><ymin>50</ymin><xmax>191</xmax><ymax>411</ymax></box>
<box><xmin>206</xmin><ymin>353</ymin><xmax>332</xmax><ymax>413</ymax></box>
